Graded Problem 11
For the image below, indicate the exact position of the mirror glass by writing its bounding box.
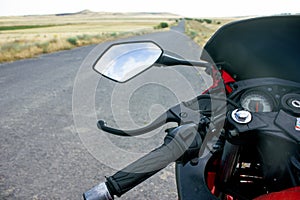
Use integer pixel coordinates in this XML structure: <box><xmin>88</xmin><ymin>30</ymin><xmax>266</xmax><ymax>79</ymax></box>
<box><xmin>94</xmin><ymin>42</ymin><xmax>163</xmax><ymax>82</ymax></box>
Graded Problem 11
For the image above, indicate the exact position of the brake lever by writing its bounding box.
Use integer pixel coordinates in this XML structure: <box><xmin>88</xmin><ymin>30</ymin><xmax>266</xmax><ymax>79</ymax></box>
<box><xmin>98</xmin><ymin>101</ymin><xmax>205</xmax><ymax>136</ymax></box>
<box><xmin>97</xmin><ymin>109</ymin><xmax>180</xmax><ymax>136</ymax></box>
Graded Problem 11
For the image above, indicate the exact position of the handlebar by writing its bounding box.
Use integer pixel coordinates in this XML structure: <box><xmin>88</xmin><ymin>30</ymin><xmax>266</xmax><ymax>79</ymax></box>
<box><xmin>85</xmin><ymin>94</ymin><xmax>228</xmax><ymax>199</ymax></box>
<box><xmin>83</xmin><ymin>124</ymin><xmax>202</xmax><ymax>200</ymax></box>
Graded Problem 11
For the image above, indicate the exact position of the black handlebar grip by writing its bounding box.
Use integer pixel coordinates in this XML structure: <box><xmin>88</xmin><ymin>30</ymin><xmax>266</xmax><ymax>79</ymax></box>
<box><xmin>105</xmin><ymin>124</ymin><xmax>199</xmax><ymax>197</ymax></box>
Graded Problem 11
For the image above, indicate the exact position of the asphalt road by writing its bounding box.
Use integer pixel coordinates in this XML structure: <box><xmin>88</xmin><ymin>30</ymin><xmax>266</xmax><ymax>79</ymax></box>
<box><xmin>0</xmin><ymin>22</ymin><xmax>211</xmax><ymax>199</ymax></box>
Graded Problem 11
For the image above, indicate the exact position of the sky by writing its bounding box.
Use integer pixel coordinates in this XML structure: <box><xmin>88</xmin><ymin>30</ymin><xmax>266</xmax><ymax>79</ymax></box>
<box><xmin>1</xmin><ymin>0</ymin><xmax>300</xmax><ymax>17</ymax></box>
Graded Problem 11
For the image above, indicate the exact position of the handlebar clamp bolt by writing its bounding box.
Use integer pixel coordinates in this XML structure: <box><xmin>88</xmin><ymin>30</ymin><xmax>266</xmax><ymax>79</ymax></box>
<box><xmin>179</xmin><ymin>112</ymin><xmax>188</xmax><ymax>118</ymax></box>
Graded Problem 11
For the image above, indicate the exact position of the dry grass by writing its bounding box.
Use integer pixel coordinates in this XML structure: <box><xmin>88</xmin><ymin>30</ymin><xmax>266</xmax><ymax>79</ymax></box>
<box><xmin>184</xmin><ymin>18</ymin><xmax>238</xmax><ymax>46</ymax></box>
<box><xmin>0</xmin><ymin>11</ymin><xmax>179</xmax><ymax>63</ymax></box>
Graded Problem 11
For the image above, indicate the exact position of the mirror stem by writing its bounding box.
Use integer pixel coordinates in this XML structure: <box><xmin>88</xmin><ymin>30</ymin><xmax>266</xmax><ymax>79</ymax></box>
<box><xmin>156</xmin><ymin>54</ymin><xmax>212</xmax><ymax>68</ymax></box>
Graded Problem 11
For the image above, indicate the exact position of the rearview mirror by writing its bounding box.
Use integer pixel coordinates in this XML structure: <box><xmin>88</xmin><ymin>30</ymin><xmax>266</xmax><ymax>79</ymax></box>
<box><xmin>93</xmin><ymin>41</ymin><xmax>163</xmax><ymax>83</ymax></box>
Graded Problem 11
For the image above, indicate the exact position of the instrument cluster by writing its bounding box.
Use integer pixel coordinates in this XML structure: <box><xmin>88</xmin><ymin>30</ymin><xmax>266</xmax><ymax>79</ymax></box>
<box><xmin>240</xmin><ymin>89</ymin><xmax>274</xmax><ymax>112</ymax></box>
<box><xmin>231</xmin><ymin>81</ymin><xmax>300</xmax><ymax>113</ymax></box>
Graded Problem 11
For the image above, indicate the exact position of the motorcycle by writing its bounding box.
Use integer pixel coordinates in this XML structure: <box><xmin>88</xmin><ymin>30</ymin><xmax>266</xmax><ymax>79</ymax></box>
<box><xmin>83</xmin><ymin>15</ymin><xmax>300</xmax><ymax>200</ymax></box>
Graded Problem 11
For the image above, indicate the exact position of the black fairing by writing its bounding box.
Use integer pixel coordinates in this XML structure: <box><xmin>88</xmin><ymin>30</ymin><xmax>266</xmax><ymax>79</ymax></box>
<box><xmin>202</xmin><ymin>15</ymin><xmax>300</xmax><ymax>83</ymax></box>
<box><xmin>176</xmin><ymin>153</ymin><xmax>218</xmax><ymax>200</ymax></box>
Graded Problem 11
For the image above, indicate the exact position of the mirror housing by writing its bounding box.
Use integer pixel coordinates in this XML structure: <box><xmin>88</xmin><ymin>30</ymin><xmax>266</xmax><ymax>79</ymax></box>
<box><xmin>93</xmin><ymin>41</ymin><xmax>163</xmax><ymax>83</ymax></box>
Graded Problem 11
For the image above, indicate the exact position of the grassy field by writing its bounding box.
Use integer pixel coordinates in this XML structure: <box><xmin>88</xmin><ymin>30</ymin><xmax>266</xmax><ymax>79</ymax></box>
<box><xmin>0</xmin><ymin>11</ymin><xmax>179</xmax><ymax>63</ymax></box>
<box><xmin>0</xmin><ymin>10</ymin><xmax>239</xmax><ymax>63</ymax></box>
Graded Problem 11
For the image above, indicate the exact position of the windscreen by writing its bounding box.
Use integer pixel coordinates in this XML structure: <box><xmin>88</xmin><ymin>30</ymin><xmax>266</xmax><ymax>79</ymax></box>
<box><xmin>201</xmin><ymin>16</ymin><xmax>300</xmax><ymax>83</ymax></box>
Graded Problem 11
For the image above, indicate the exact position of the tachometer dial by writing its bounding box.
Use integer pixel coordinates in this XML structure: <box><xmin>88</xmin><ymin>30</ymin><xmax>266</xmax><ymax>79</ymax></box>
<box><xmin>240</xmin><ymin>90</ymin><xmax>274</xmax><ymax>112</ymax></box>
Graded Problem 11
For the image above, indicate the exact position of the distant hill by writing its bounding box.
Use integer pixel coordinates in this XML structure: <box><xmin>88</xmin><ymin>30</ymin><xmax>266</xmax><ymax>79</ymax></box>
<box><xmin>55</xmin><ymin>9</ymin><xmax>182</xmax><ymax>18</ymax></box>
<box><xmin>55</xmin><ymin>9</ymin><xmax>93</xmax><ymax>16</ymax></box>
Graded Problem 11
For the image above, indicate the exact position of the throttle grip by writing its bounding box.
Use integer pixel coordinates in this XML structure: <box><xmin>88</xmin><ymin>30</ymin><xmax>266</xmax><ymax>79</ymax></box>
<box><xmin>84</xmin><ymin>124</ymin><xmax>200</xmax><ymax>199</ymax></box>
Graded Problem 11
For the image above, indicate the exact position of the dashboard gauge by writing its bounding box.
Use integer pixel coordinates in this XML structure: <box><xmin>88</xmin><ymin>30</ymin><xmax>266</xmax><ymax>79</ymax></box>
<box><xmin>240</xmin><ymin>90</ymin><xmax>274</xmax><ymax>112</ymax></box>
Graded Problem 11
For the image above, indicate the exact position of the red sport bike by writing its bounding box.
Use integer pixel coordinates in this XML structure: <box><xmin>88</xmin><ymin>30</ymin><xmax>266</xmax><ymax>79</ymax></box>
<box><xmin>84</xmin><ymin>16</ymin><xmax>300</xmax><ymax>200</ymax></box>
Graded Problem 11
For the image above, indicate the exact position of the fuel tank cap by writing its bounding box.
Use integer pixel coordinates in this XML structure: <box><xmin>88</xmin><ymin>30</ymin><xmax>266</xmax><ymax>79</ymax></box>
<box><xmin>231</xmin><ymin>109</ymin><xmax>252</xmax><ymax>124</ymax></box>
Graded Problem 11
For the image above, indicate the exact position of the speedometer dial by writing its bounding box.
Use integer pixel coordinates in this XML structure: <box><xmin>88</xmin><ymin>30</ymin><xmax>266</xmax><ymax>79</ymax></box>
<box><xmin>240</xmin><ymin>90</ymin><xmax>274</xmax><ymax>112</ymax></box>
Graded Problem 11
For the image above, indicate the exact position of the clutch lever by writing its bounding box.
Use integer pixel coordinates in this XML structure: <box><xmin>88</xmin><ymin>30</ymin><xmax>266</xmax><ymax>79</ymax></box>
<box><xmin>97</xmin><ymin>102</ymin><xmax>204</xmax><ymax>137</ymax></box>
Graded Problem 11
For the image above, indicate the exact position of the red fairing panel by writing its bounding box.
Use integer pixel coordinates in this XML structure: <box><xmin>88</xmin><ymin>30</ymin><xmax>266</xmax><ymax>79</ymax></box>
<box><xmin>220</xmin><ymin>70</ymin><xmax>235</xmax><ymax>94</ymax></box>
<box><xmin>254</xmin><ymin>187</ymin><xmax>300</xmax><ymax>200</ymax></box>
